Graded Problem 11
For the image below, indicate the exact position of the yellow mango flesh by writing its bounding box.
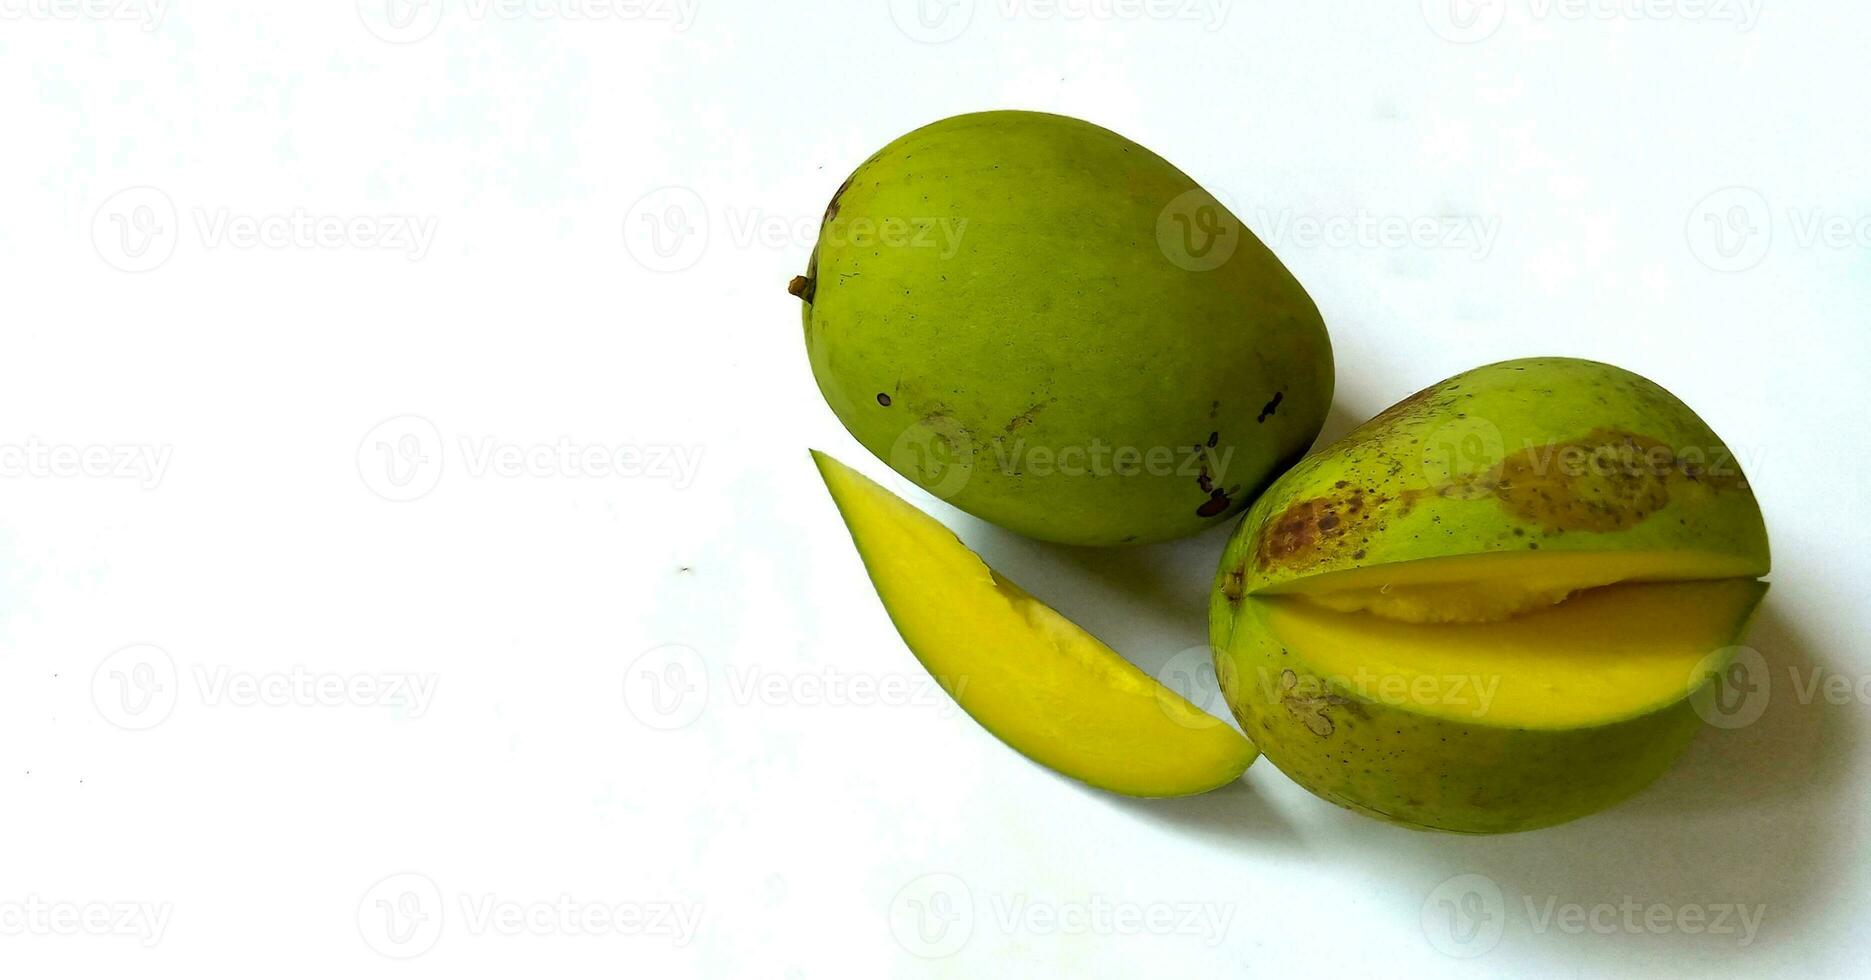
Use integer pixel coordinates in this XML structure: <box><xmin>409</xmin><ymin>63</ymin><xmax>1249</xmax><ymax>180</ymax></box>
<box><xmin>1260</xmin><ymin>579</ymin><xmax>1767</xmax><ymax>729</ymax></box>
<box><xmin>1270</xmin><ymin>548</ymin><xmax>1763</xmax><ymax>623</ymax></box>
<box><xmin>813</xmin><ymin>451</ymin><xmax>1256</xmax><ymax>797</ymax></box>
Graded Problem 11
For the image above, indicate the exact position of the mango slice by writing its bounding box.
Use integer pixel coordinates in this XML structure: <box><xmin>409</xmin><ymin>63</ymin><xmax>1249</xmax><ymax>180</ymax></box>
<box><xmin>814</xmin><ymin>451</ymin><xmax>1255</xmax><ymax>797</ymax></box>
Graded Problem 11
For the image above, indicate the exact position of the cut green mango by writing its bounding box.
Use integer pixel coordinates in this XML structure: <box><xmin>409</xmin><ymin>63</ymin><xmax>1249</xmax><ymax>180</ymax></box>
<box><xmin>1210</xmin><ymin>357</ymin><xmax>1772</xmax><ymax>833</ymax></box>
<box><xmin>814</xmin><ymin>450</ymin><xmax>1254</xmax><ymax>797</ymax></box>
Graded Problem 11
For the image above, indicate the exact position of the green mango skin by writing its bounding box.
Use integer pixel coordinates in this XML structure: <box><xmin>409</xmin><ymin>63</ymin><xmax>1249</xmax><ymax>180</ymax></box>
<box><xmin>797</xmin><ymin>110</ymin><xmax>1333</xmax><ymax>546</ymax></box>
<box><xmin>1207</xmin><ymin>357</ymin><xmax>1772</xmax><ymax>833</ymax></box>
<box><xmin>1215</xmin><ymin>592</ymin><xmax>1762</xmax><ymax>834</ymax></box>
<box><xmin>1211</xmin><ymin>356</ymin><xmax>1769</xmax><ymax>646</ymax></box>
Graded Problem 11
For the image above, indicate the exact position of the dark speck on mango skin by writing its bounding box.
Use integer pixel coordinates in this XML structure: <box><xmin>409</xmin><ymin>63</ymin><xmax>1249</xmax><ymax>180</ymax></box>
<box><xmin>876</xmin><ymin>393</ymin><xmax>892</xmax><ymax>406</ymax></box>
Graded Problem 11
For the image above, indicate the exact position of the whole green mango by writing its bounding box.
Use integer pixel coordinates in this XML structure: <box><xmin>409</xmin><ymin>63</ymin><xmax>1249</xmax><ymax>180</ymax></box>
<box><xmin>792</xmin><ymin>110</ymin><xmax>1332</xmax><ymax>546</ymax></box>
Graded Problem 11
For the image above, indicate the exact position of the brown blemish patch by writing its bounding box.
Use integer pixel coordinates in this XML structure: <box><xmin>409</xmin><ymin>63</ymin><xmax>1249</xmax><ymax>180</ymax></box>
<box><xmin>1279</xmin><ymin>669</ymin><xmax>1362</xmax><ymax>738</ymax></box>
<box><xmin>823</xmin><ymin>174</ymin><xmax>855</xmax><ymax>225</ymax></box>
<box><xmin>1490</xmin><ymin>428</ymin><xmax>1743</xmax><ymax>533</ymax></box>
<box><xmin>1002</xmin><ymin>401</ymin><xmax>1050</xmax><ymax>434</ymax></box>
<box><xmin>1193</xmin><ymin>446</ymin><xmax>1235</xmax><ymax>517</ymax></box>
<box><xmin>1254</xmin><ymin>427</ymin><xmax>1748</xmax><ymax>572</ymax></box>
<box><xmin>1258</xmin><ymin>493</ymin><xmax>1390</xmax><ymax>570</ymax></box>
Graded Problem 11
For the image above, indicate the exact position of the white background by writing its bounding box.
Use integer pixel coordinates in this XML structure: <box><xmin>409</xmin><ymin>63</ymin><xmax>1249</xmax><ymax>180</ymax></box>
<box><xmin>3</xmin><ymin>1</ymin><xmax>1866</xmax><ymax>976</ymax></box>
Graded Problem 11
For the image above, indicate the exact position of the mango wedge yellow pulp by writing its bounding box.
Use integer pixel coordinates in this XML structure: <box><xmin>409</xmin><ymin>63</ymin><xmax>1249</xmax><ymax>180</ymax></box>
<box><xmin>813</xmin><ymin>451</ymin><xmax>1255</xmax><ymax>797</ymax></box>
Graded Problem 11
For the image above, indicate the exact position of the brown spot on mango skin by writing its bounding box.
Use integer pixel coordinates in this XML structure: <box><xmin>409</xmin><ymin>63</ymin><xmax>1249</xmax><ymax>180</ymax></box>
<box><xmin>1491</xmin><ymin>428</ymin><xmax>1741</xmax><ymax>533</ymax></box>
<box><xmin>823</xmin><ymin>174</ymin><xmax>855</xmax><ymax>225</ymax></box>
<box><xmin>1279</xmin><ymin>668</ymin><xmax>1362</xmax><ymax>738</ymax></box>
<box><xmin>1196</xmin><ymin>489</ymin><xmax>1232</xmax><ymax>518</ymax></box>
<box><xmin>1222</xmin><ymin>565</ymin><xmax>1246</xmax><ymax>602</ymax></box>
<box><xmin>1002</xmin><ymin>401</ymin><xmax>1050</xmax><ymax>433</ymax></box>
<box><xmin>1255</xmin><ymin>427</ymin><xmax>1746</xmax><ymax>572</ymax></box>
<box><xmin>1258</xmin><ymin>494</ymin><xmax>1389</xmax><ymax>569</ymax></box>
